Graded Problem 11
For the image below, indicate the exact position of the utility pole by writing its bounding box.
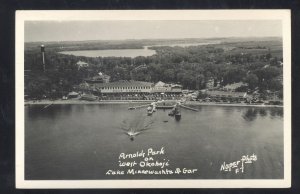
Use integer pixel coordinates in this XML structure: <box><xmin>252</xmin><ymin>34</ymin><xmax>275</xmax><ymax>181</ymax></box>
<box><xmin>41</xmin><ymin>45</ymin><xmax>46</xmax><ymax>72</ymax></box>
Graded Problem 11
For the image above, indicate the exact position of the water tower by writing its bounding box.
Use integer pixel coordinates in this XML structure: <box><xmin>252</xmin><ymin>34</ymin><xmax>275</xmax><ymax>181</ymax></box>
<box><xmin>41</xmin><ymin>45</ymin><xmax>45</xmax><ymax>72</ymax></box>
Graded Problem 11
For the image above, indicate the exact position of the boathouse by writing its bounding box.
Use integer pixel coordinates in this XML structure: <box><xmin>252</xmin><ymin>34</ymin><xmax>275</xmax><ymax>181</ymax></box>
<box><xmin>152</xmin><ymin>81</ymin><xmax>182</xmax><ymax>93</ymax></box>
<box><xmin>205</xmin><ymin>90</ymin><xmax>248</xmax><ymax>102</ymax></box>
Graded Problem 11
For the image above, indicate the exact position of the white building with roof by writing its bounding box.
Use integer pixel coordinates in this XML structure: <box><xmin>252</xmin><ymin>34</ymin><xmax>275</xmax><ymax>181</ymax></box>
<box><xmin>152</xmin><ymin>81</ymin><xmax>171</xmax><ymax>93</ymax></box>
<box><xmin>152</xmin><ymin>81</ymin><xmax>182</xmax><ymax>93</ymax></box>
<box><xmin>76</xmin><ymin>61</ymin><xmax>89</xmax><ymax>69</ymax></box>
<box><xmin>94</xmin><ymin>80</ymin><xmax>153</xmax><ymax>94</ymax></box>
<box><xmin>89</xmin><ymin>80</ymin><xmax>182</xmax><ymax>94</ymax></box>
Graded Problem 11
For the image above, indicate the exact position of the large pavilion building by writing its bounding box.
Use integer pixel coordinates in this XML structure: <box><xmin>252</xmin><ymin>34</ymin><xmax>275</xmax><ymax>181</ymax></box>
<box><xmin>94</xmin><ymin>80</ymin><xmax>153</xmax><ymax>94</ymax></box>
<box><xmin>80</xmin><ymin>80</ymin><xmax>183</xmax><ymax>94</ymax></box>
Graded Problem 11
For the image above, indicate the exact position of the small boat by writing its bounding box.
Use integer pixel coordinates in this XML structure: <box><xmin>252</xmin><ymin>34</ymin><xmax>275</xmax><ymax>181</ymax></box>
<box><xmin>147</xmin><ymin>106</ymin><xmax>153</xmax><ymax>116</ymax></box>
<box><xmin>175</xmin><ymin>112</ymin><xmax>181</xmax><ymax>121</ymax></box>
<box><xmin>168</xmin><ymin>105</ymin><xmax>178</xmax><ymax>116</ymax></box>
<box><xmin>152</xmin><ymin>105</ymin><xmax>156</xmax><ymax>112</ymax></box>
<box><xmin>150</xmin><ymin>102</ymin><xmax>157</xmax><ymax>112</ymax></box>
<box><xmin>147</xmin><ymin>109</ymin><xmax>154</xmax><ymax>116</ymax></box>
<box><xmin>169</xmin><ymin>104</ymin><xmax>181</xmax><ymax>121</ymax></box>
<box><xmin>168</xmin><ymin>108</ymin><xmax>175</xmax><ymax>116</ymax></box>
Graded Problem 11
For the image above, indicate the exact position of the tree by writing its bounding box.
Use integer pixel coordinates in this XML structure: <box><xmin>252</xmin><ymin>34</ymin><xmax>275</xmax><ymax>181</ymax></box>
<box><xmin>268</xmin><ymin>79</ymin><xmax>282</xmax><ymax>91</ymax></box>
<box><xmin>197</xmin><ymin>91</ymin><xmax>208</xmax><ymax>99</ymax></box>
<box><xmin>254</xmin><ymin>66</ymin><xmax>281</xmax><ymax>82</ymax></box>
<box><xmin>278</xmin><ymin>88</ymin><xmax>283</xmax><ymax>99</ymax></box>
<box><xmin>26</xmin><ymin>75</ymin><xmax>50</xmax><ymax>98</ymax></box>
<box><xmin>195</xmin><ymin>74</ymin><xmax>205</xmax><ymax>90</ymax></box>
<box><xmin>222</xmin><ymin>67</ymin><xmax>247</xmax><ymax>85</ymax></box>
<box><xmin>25</xmin><ymin>39</ymin><xmax>283</xmax><ymax>97</ymax></box>
<box><xmin>163</xmin><ymin>69</ymin><xmax>175</xmax><ymax>81</ymax></box>
<box><xmin>244</xmin><ymin>74</ymin><xmax>259</xmax><ymax>90</ymax></box>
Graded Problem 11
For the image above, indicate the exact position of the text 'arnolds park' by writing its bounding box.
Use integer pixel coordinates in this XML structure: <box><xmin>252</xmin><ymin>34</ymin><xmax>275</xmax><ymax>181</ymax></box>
<box><xmin>105</xmin><ymin>147</ymin><xmax>198</xmax><ymax>176</ymax></box>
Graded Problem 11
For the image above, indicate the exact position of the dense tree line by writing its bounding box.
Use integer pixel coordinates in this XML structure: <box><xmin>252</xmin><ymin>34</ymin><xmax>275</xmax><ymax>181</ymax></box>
<box><xmin>24</xmin><ymin>42</ymin><xmax>283</xmax><ymax>99</ymax></box>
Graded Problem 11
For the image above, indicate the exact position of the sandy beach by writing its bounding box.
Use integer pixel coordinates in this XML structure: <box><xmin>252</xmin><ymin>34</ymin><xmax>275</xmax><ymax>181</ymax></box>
<box><xmin>25</xmin><ymin>99</ymin><xmax>153</xmax><ymax>105</ymax></box>
<box><xmin>25</xmin><ymin>99</ymin><xmax>283</xmax><ymax>108</ymax></box>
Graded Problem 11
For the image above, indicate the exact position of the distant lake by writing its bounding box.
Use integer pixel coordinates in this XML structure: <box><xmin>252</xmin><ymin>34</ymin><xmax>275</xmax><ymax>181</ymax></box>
<box><xmin>59</xmin><ymin>48</ymin><xmax>156</xmax><ymax>58</ymax></box>
<box><xmin>153</xmin><ymin>42</ymin><xmax>217</xmax><ymax>47</ymax></box>
<box><xmin>59</xmin><ymin>42</ymin><xmax>215</xmax><ymax>58</ymax></box>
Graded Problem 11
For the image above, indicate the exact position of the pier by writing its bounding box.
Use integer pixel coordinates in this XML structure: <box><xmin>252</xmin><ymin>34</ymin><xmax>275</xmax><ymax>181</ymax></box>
<box><xmin>179</xmin><ymin>104</ymin><xmax>199</xmax><ymax>112</ymax></box>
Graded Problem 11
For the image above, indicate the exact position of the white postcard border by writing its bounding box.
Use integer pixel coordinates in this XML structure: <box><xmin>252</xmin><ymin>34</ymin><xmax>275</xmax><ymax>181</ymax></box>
<box><xmin>15</xmin><ymin>10</ymin><xmax>291</xmax><ymax>188</ymax></box>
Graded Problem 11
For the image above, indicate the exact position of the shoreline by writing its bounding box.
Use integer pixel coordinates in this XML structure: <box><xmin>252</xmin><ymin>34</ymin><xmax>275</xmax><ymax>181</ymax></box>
<box><xmin>25</xmin><ymin>99</ymin><xmax>283</xmax><ymax>108</ymax></box>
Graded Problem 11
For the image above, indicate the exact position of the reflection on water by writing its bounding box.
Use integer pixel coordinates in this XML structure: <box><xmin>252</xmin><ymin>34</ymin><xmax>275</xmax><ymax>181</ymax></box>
<box><xmin>242</xmin><ymin>108</ymin><xmax>283</xmax><ymax>122</ymax></box>
<box><xmin>259</xmin><ymin>109</ymin><xmax>267</xmax><ymax>117</ymax></box>
<box><xmin>270</xmin><ymin>108</ymin><xmax>284</xmax><ymax>118</ymax></box>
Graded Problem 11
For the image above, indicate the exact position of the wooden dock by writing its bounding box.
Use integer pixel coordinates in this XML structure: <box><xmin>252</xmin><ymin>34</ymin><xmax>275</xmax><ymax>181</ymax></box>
<box><xmin>128</xmin><ymin>104</ymin><xmax>151</xmax><ymax>110</ymax></box>
<box><xmin>156</xmin><ymin>105</ymin><xmax>174</xmax><ymax>109</ymax></box>
<box><xmin>179</xmin><ymin>104</ymin><xmax>199</xmax><ymax>112</ymax></box>
<box><xmin>43</xmin><ymin>103</ymin><xmax>53</xmax><ymax>109</ymax></box>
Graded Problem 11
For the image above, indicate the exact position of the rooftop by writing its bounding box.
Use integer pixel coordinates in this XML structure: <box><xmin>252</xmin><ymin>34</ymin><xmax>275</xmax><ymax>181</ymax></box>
<box><xmin>155</xmin><ymin>81</ymin><xmax>166</xmax><ymax>87</ymax></box>
<box><xmin>206</xmin><ymin>90</ymin><xmax>247</xmax><ymax>98</ymax></box>
<box><xmin>94</xmin><ymin>80</ymin><xmax>154</xmax><ymax>88</ymax></box>
<box><xmin>76</xmin><ymin>61</ymin><xmax>89</xmax><ymax>65</ymax></box>
<box><xmin>223</xmin><ymin>82</ymin><xmax>247</xmax><ymax>90</ymax></box>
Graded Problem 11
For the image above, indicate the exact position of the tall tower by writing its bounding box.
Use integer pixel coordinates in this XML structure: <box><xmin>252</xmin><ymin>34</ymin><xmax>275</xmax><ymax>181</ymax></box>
<box><xmin>41</xmin><ymin>45</ymin><xmax>45</xmax><ymax>72</ymax></box>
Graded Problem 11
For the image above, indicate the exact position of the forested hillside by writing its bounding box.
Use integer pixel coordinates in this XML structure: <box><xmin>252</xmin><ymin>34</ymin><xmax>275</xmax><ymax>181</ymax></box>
<box><xmin>24</xmin><ymin>38</ymin><xmax>283</xmax><ymax>99</ymax></box>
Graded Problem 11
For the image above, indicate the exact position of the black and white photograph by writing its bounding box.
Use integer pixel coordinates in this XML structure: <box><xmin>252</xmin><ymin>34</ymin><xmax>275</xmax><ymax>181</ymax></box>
<box><xmin>15</xmin><ymin>10</ymin><xmax>291</xmax><ymax>188</ymax></box>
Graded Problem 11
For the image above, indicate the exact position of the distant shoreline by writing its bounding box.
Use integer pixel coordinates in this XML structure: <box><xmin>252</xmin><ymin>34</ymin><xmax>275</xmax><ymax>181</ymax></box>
<box><xmin>25</xmin><ymin>99</ymin><xmax>283</xmax><ymax>108</ymax></box>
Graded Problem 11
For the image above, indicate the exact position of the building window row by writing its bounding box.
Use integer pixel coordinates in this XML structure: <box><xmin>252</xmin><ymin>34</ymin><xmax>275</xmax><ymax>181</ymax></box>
<box><xmin>102</xmin><ymin>86</ymin><xmax>151</xmax><ymax>90</ymax></box>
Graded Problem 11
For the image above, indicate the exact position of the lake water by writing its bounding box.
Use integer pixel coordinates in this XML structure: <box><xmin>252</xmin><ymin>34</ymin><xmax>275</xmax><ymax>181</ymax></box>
<box><xmin>153</xmin><ymin>42</ymin><xmax>217</xmax><ymax>47</ymax></box>
<box><xmin>25</xmin><ymin>104</ymin><xmax>283</xmax><ymax>180</ymax></box>
<box><xmin>59</xmin><ymin>48</ymin><xmax>156</xmax><ymax>58</ymax></box>
<box><xmin>58</xmin><ymin>42</ymin><xmax>214</xmax><ymax>58</ymax></box>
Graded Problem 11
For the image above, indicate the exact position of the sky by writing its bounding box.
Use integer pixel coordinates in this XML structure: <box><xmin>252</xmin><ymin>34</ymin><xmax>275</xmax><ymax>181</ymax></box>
<box><xmin>25</xmin><ymin>20</ymin><xmax>282</xmax><ymax>42</ymax></box>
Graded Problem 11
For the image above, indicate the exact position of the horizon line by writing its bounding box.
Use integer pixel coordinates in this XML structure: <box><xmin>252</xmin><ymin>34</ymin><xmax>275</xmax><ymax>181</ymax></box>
<box><xmin>24</xmin><ymin>36</ymin><xmax>282</xmax><ymax>44</ymax></box>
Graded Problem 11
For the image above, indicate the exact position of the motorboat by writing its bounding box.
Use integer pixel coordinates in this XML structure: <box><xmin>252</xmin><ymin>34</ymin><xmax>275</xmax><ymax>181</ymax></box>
<box><xmin>126</xmin><ymin>131</ymin><xmax>141</xmax><ymax>137</ymax></box>
<box><xmin>175</xmin><ymin>112</ymin><xmax>181</xmax><ymax>121</ymax></box>
<box><xmin>125</xmin><ymin>129</ymin><xmax>141</xmax><ymax>141</ymax></box>
<box><xmin>169</xmin><ymin>104</ymin><xmax>181</xmax><ymax>121</ymax></box>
